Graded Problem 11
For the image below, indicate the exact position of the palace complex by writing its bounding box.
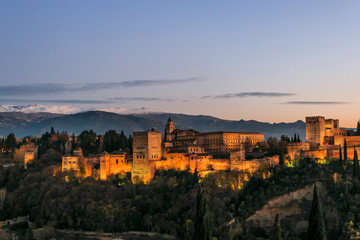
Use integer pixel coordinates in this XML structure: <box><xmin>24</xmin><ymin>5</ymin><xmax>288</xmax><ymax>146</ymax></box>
<box><xmin>62</xmin><ymin>117</ymin><xmax>278</xmax><ymax>182</ymax></box>
<box><xmin>288</xmin><ymin>116</ymin><xmax>360</xmax><ymax>161</ymax></box>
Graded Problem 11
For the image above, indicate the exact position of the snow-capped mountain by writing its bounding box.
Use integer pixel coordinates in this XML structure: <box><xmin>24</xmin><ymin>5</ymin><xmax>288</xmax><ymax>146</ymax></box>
<box><xmin>0</xmin><ymin>104</ymin><xmax>162</xmax><ymax>115</ymax></box>
<box><xmin>96</xmin><ymin>107</ymin><xmax>162</xmax><ymax>114</ymax></box>
<box><xmin>0</xmin><ymin>104</ymin><xmax>83</xmax><ymax>114</ymax></box>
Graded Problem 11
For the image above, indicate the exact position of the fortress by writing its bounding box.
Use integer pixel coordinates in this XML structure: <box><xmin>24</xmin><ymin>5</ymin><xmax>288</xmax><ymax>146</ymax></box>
<box><xmin>62</xmin><ymin>117</ymin><xmax>278</xmax><ymax>182</ymax></box>
<box><xmin>288</xmin><ymin>116</ymin><xmax>360</xmax><ymax>160</ymax></box>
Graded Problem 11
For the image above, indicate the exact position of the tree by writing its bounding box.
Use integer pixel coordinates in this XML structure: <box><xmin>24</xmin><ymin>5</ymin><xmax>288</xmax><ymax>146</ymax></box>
<box><xmin>78</xmin><ymin>156</ymin><xmax>86</xmax><ymax>176</ymax></box>
<box><xmin>279</xmin><ymin>151</ymin><xmax>285</xmax><ymax>166</ymax></box>
<box><xmin>79</xmin><ymin>130</ymin><xmax>98</xmax><ymax>155</ymax></box>
<box><xmin>280</xmin><ymin>135</ymin><xmax>290</xmax><ymax>143</ymax></box>
<box><xmin>357</xmin><ymin>121</ymin><xmax>360</xmax><ymax>136</ymax></box>
<box><xmin>50</xmin><ymin>126</ymin><xmax>55</xmax><ymax>135</ymax></box>
<box><xmin>25</xmin><ymin>228</ymin><xmax>33</xmax><ymax>240</ymax></box>
<box><xmin>103</xmin><ymin>130</ymin><xmax>120</xmax><ymax>153</ymax></box>
<box><xmin>5</xmin><ymin>133</ymin><xmax>17</xmax><ymax>151</ymax></box>
<box><xmin>195</xmin><ymin>187</ymin><xmax>211</xmax><ymax>240</ymax></box>
<box><xmin>344</xmin><ymin>139</ymin><xmax>348</xmax><ymax>162</ymax></box>
<box><xmin>244</xmin><ymin>137</ymin><xmax>253</xmax><ymax>152</ymax></box>
<box><xmin>339</xmin><ymin>146</ymin><xmax>343</xmax><ymax>166</ymax></box>
<box><xmin>272</xmin><ymin>213</ymin><xmax>282</xmax><ymax>240</ymax></box>
<box><xmin>354</xmin><ymin>150</ymin><xmax>359</xmax><ymax>180</ymax></box>
<box><xmin>127</xmin><ymin>135</ymin><xmax>133</xmax><ymax>153</ymax></box>
<box><xmin>267</xmin><ymin>137</ymin><xmax>287</xmax><ymax>156</ymax></box>
<box><xmin>308</xmin><ymin>183</ymin><xmax>327</xmax><ymax>240</ymax></box>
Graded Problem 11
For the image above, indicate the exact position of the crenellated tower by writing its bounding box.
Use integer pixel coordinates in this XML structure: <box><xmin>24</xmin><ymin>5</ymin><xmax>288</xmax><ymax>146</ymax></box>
<box><xmin>306</xmin><ymin>116</ymin><xmax>325</xmax><ymax>145</ymax></box>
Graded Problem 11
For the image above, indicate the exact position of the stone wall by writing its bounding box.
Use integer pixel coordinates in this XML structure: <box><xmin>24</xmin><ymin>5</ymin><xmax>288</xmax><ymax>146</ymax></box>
<box><xmin>62</xmin><ymin>156</ymin><xmax>80</xmax><ymax>172</ymax></box>
<box><xmin>287</xmin><ymin>142</ymin><xmax>310</xmax><ymax>160</ymax></box>
<box><xmin>334</xmin><ymin>135</ymin><xmax>360</xmax><ymax>147</ymax></box>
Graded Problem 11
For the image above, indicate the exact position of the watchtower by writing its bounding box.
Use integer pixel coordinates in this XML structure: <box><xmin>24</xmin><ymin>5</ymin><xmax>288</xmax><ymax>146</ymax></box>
<box><xmin>306</xmin><ymin>116</ymin><xmax>325</xmax><ymax>145</ymax></box>
<box><xmin>132</xmin><ymin>131</ymin><xmax>162</xmax><ymax>183</ymax></box>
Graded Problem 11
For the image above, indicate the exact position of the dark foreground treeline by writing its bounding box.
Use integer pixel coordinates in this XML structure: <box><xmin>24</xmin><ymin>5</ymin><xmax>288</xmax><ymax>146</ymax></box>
<box><xmin>0</xmin><ymin>157</ymin><xmax>358</xmax><ymax>239</ymax></box>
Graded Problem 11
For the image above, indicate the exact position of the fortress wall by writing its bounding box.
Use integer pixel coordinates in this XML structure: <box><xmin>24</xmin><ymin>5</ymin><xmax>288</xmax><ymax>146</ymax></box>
<box><xmin>85</xmin><ymin>162</ymin><xmax>93</xmax><ymax>177</ymax></box>
<box><xmin>301</xmin><ymin>150</ymin><xmax>327</xmax><ymax>159</ymax></box>
<box><xmin>334</xmin><ymin>135</ymin><xmax>360</xmax><ymax>147</ymax></box>
<box><xmin>230</xmin><ymin>160</ymin><xmax>260</xmax><ymax>173</ymax></box>
<box><xmin>210</xmin><ymin>159</ymin><xmax>230</xmax><ymax>171</ymax></box>
<box><xmin>287</xmin><ymin>143</ymin><xmax>310</xmax><ymax>160</ymax></box>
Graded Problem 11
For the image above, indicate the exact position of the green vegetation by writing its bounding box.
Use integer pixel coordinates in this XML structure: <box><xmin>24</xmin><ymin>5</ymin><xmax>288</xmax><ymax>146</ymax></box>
<box><xmin>0</xmin><ymin>157</ymin><xmax>343</xmax><ymax>239</ymax></box>
<box><xmin>339</xmin><ymin>146</ymin><xmax>343</xmax><ymax>166</ymax></box>
<box><xmin>344</xmin><ymin>139</ymin><xmax>348</xmax><ymax>162</ymax></box>
<box><xmin>353</xmin><ymin>150</ymin><xmax>359</xmax><ymax>180</ymax></box>
<box><xmin>272</xmin><ymin>213</ymin><xmax>282</xmax><ymax>240</ymax></box>
<box><xmin>36</xmin><ymin>127</ymin><xmax>132</xmax><ymax>157</ymax></box>
<box><xmin>308</xmin><ymin>184</ymin><xmax>327</xmax><ymax>240</ymax></box>
<box><xmin>195</xmin><ymin>187</ymin><xmax>211</xmax><ymax>240</ymax></box>
<box><xmin>3</xmin><ymin>130</ymin><xmax>360</xmax><ymax>239</ymax></box>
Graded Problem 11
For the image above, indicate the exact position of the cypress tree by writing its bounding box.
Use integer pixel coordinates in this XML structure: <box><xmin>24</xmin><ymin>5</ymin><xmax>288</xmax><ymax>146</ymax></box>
<box><xmin>357</xmin><ymin>121</ymin><xmax>360</xmax><ymax>136</ymax></box>
<box><xmin>344</xmin><ymin>139</ymin><xmax>348</xmax><ymax>162</ymax></box>
<box><xmin>25</xmin><ymin>228</ymin><xmax>33</xmax><ymax>240</ymax></box>
<box><xmin>297</xmin><ymin>134</ymin><xmax>301</xmax><ymax>142</ymax></box>
<box><xmin>50</xmin><ymin>126</ymin><xmax>55</xmax><ymax>135</ymax></box>
<box><xmin>354</xmin><ymin>150</ymin><xmax>359</xmax><ymax>180</ymax></box>
<box><xmin>5</xmin><ymin>133</ymin><xmax>17</xmax><ymax>151</ymax></box>
<box><xmin>339</xmin><ymin>146</ymin><xmax>343</xmax><ymax>166</ymax></box>
<box><xmin>279</xmin><ymin>151</ymin><xmax>285</xmax><ymax>166</ymax></box>
<box><xmin>272</xmin><ymin>213</ymin><xmax>282</xmax><ymax>240</ymax></box>
<box><xmin>308</xmin><ymin>183</ymin><xmax>327</xmax><ymax>240</ymax></box>
<box><xmin>195</xmin><ymin>187</ymin><xmax>211</xmax><ymax>240</ymax></box>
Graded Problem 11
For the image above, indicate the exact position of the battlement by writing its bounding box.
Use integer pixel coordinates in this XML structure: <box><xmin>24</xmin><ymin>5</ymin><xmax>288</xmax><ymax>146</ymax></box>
<box><xmin>306</xmin><ymin>116</ymin><xmax>325</xmax><ymax>122</ymax></box>
<box><xmin>325</xmin><ymin>118</ymin><xmax>339</xmax><ymax>122</ymax></box>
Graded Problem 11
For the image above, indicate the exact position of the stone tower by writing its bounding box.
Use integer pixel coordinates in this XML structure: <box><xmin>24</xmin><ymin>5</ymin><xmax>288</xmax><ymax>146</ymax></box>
<box><xmin>132</xmin><ymin>131</ymin><xmax>162</xmax><ymax>183</ymax></box>
<box><xmin>306</xmin><ymin>116</ymin><xmax>325</xmax><ymax>145</ymax></box>
<box><xmin>165</xmin><ymin>116</ymin><xmax>175</xmax><ymax>141</ymax></box>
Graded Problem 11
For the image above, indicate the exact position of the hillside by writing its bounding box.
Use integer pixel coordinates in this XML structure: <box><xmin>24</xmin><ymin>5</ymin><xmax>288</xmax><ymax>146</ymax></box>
<box><xmin>0</xmin><ymin>111</ymin><xmax>305</xmax><ymax>138</ymax></box>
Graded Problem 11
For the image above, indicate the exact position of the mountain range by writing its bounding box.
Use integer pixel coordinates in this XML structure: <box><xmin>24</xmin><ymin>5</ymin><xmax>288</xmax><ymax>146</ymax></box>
<box><xmin>0</xmin><ymin>110</ymin><xmax>306</xmax><ymax>139</ymax></box>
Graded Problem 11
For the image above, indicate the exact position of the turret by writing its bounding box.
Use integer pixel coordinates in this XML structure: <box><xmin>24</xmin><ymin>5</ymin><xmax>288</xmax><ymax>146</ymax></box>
<box><xmin>165</xmin><ymin>115</ymin><xmax>175</xmax><ymax>141</ymax></box>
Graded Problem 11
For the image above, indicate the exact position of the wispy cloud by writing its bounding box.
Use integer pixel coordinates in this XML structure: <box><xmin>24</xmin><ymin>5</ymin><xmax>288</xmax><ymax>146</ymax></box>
<box><xmin>0</xmin><ymin>84</ymin><xmax>67</xmax><ymax>96</ymax></box>
<box><xmin>78</xmin><ymin>78</ymin><xmax>201</xmax><ymax>91</ymax></box>
<box><xmin>0</xmin><ymin>78</ymin><xmax>201</xmax><ymax>96</ymax></box>
<box><xmin>202</xmin><ymin>92</ymin><xmax>296</xmax><ymax>99</ymax></box>
<box><xmin>285</xmin><ymin>101</ymin><xmax>349</xmax><ymax>105</ymax></box>
<box><xmin>0</xmin><ymin>96</ymin><xmax>176</xmax><ymax>105</ymax></box>
<box><xmin>110</xmin><ymin>97</ymin><xmax>176</xmax><ymax>102</ymax></box>
<box><xmin>0</xmin><ymin>98</ymin><xmax>113</xmax><ymax>104</ymax></box>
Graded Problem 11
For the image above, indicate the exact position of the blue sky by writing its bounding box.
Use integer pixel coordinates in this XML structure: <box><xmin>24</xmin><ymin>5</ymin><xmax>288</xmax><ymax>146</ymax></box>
<box><xmin>1</xmin><ymin>1</ymin><xmax>360</xmax><ymax>126</ymax></box>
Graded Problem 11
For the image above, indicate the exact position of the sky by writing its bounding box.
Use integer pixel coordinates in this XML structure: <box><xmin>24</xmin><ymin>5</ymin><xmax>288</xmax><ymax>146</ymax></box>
<box><xmin>1</xmin><ymin>1</ymin><xmax>360</xmax><ymax>127</ymax></box>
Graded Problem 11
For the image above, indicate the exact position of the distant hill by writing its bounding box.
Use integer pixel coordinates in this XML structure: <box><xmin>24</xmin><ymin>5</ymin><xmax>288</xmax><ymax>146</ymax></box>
<box><xmin>0</xmin><ymin>111</ymin><xmax>306</xmax><ymax>139</ymax></box>
<box><xmin>136</xmin><ymin>113</ymin><xmax>305</xmax><ymax>139</ymax></box>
